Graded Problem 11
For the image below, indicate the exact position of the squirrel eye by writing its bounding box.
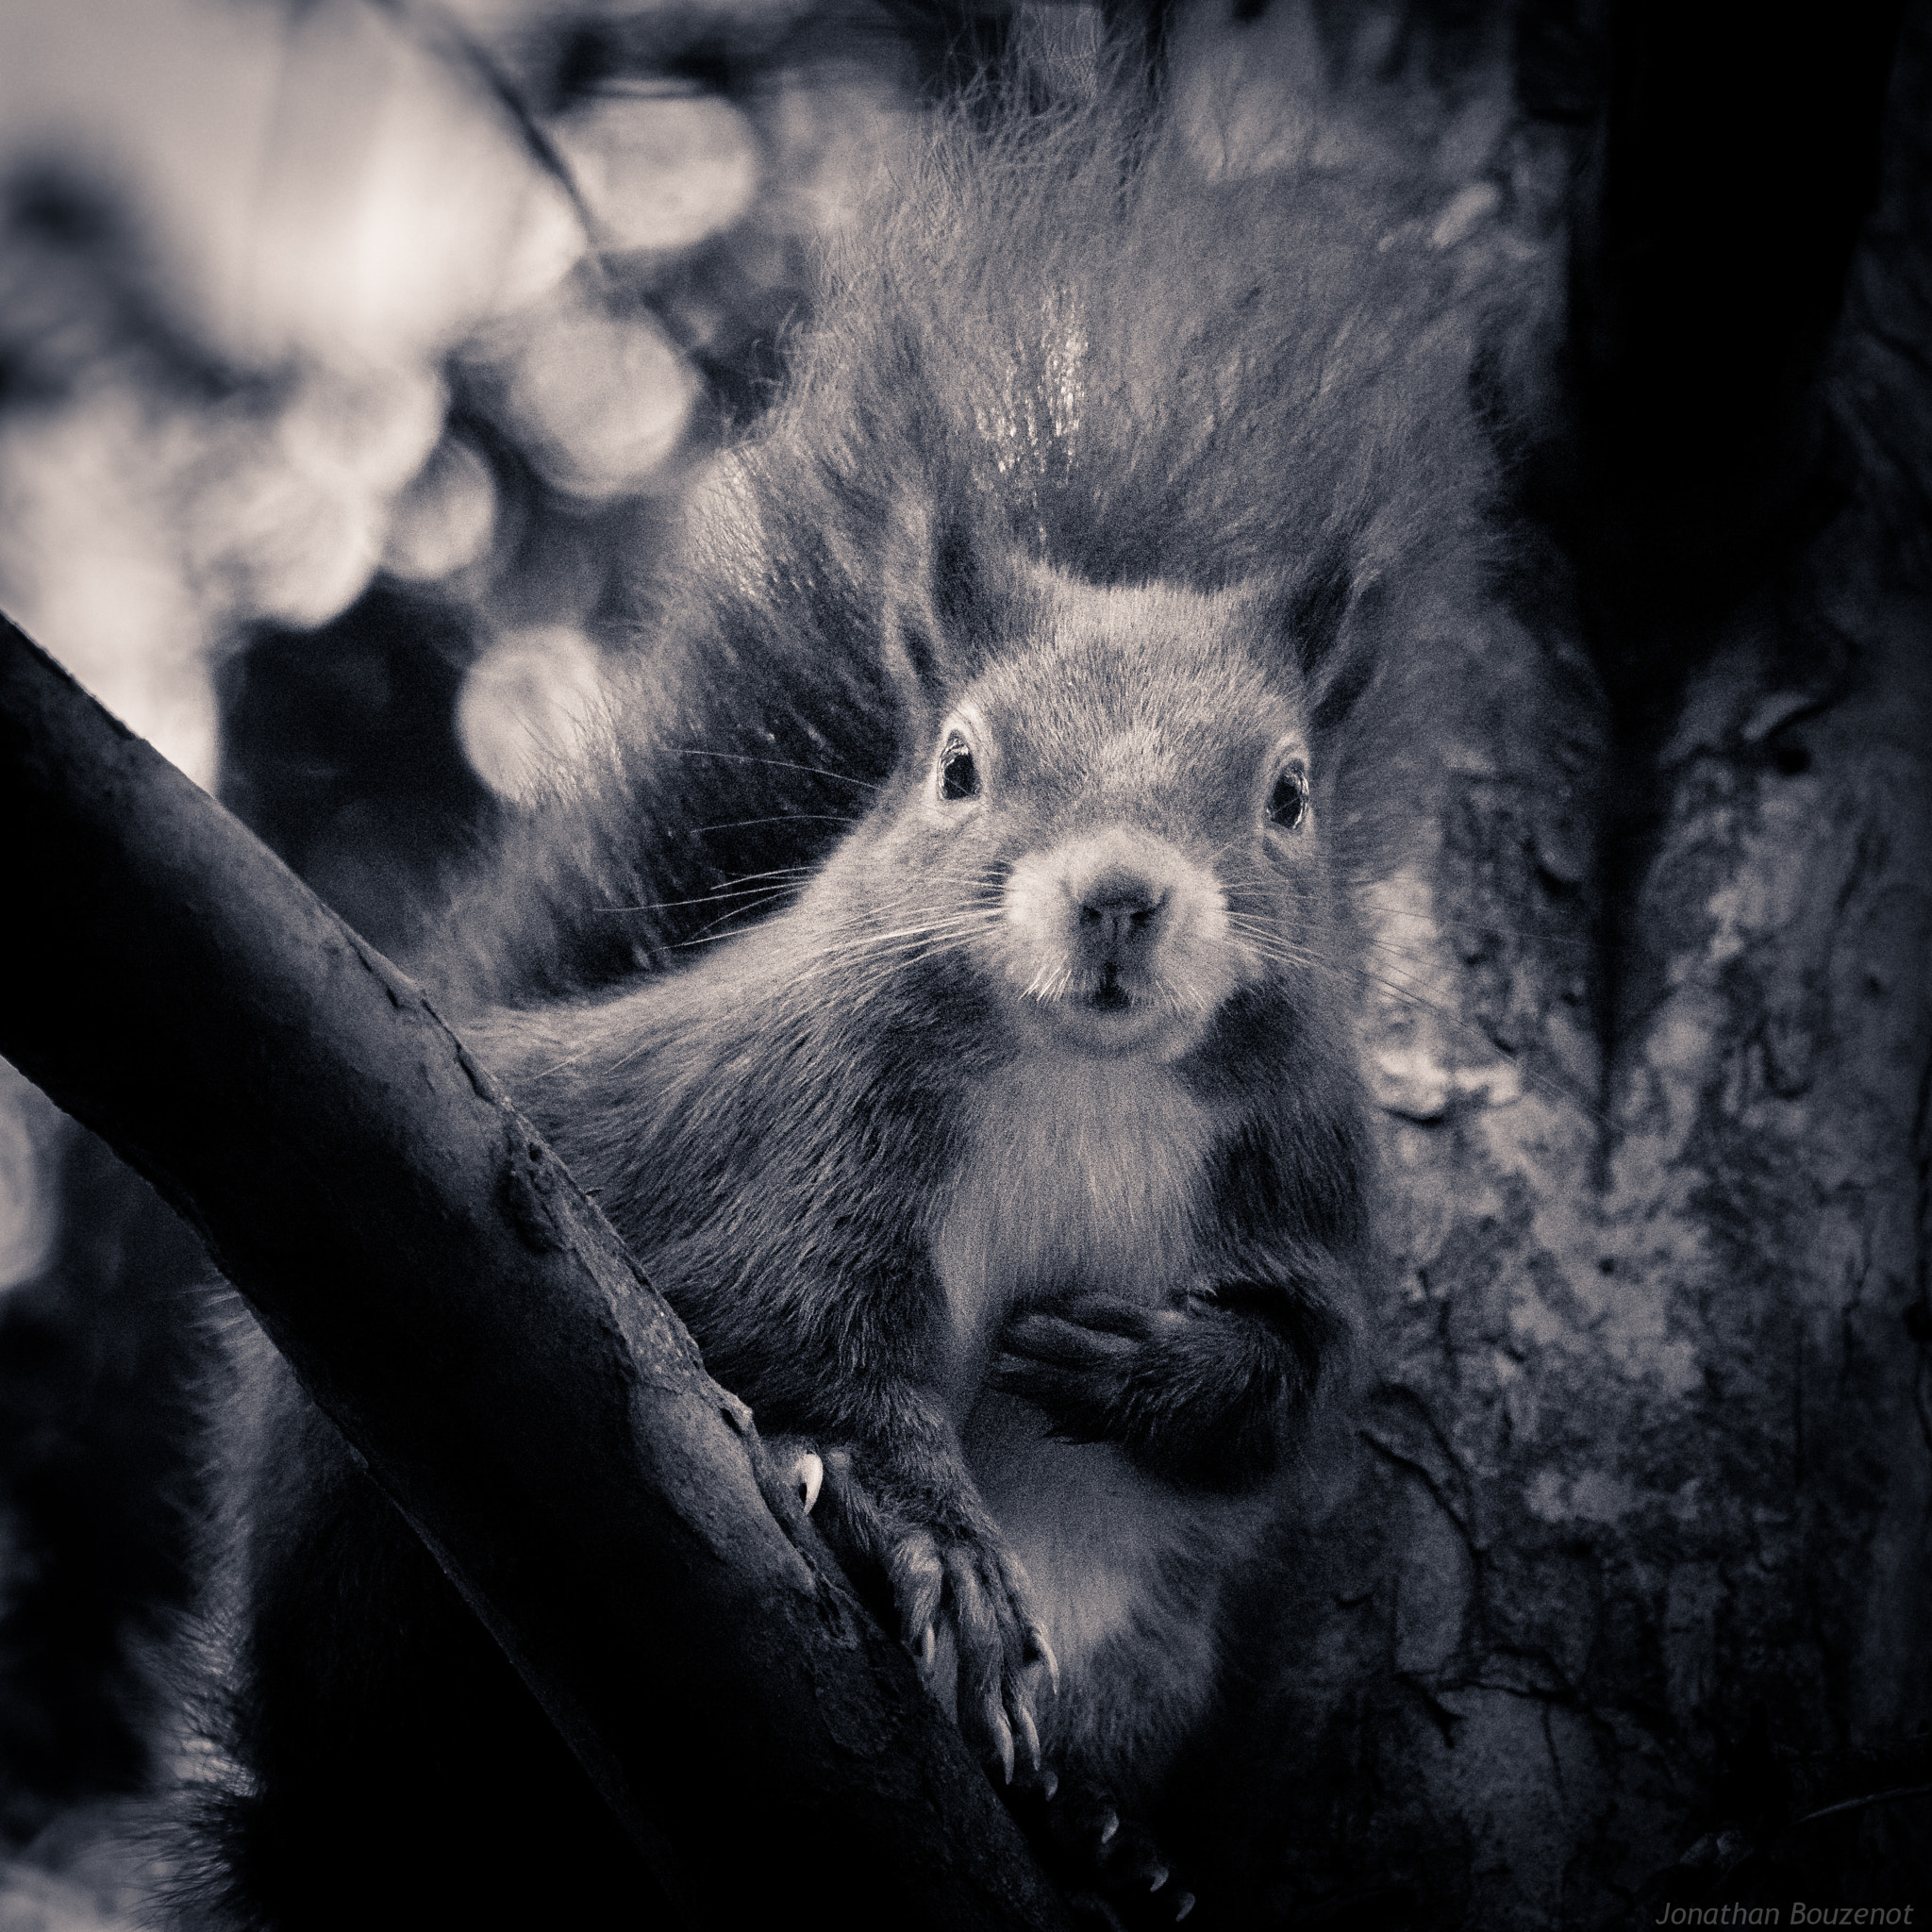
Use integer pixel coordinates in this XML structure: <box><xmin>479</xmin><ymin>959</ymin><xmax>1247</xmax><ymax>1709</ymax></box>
<box><xmin>1267</xmin><ymin>763</ymin><xmax>1307</xmax><ymax>831</ymax></box>
<box><xmin>939</xmin><ymin>735</ymin><xmax>979</xmax><ymax>801</ymax></box>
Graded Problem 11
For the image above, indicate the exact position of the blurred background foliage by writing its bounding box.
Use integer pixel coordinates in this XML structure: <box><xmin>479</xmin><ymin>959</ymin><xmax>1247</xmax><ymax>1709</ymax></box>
<box><xmin>0</xmin><ymin>1</ymin><xmax>969</xmax><ymax>1920</ymax></box>
<box><xmin>0</xmin><ymin>0</ymin><xmax>954</xmax><ymax>929</ymax></box>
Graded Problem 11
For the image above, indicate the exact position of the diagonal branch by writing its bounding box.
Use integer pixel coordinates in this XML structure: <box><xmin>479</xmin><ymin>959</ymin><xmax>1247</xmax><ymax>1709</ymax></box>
<box><xmin>0</xmin><ymin>608</ymin><xmax>1068</xmax><ymax>1932</ymax></box>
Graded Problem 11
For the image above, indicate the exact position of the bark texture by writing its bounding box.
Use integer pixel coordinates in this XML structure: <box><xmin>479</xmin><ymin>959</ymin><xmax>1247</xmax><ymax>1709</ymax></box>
<box><xmin>1233</xmin><ymin>535</ymin><xmax>1932</xmax><ymax>1929</ymax></box>
<box><xmin>1191</xmin><ymin>7</ymin><xmax>1932</xmax><ymax>1924</ymax></box>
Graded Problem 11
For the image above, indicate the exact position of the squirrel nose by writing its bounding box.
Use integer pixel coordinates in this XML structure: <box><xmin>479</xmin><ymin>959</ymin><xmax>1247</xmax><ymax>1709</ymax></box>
<box><xmin>1074</xmin><ymin>869</ymin><xmax>1166</xmax><ymax>950</ymax></box>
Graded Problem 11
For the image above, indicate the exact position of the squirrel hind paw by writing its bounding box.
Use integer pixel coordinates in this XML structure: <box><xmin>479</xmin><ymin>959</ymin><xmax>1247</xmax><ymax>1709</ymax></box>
<box><xmin>1048</xmin><ymin>1783</ymin><xmax>1196</xmax><ymax>1929</ymax></box>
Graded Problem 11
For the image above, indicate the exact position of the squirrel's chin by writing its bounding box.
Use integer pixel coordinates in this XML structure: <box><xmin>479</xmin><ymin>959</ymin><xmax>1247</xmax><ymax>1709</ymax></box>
<box><xmin>1012</xmin><ymin>991</ymin><xmax>1214</xmax><ymax>1063</ymax></box>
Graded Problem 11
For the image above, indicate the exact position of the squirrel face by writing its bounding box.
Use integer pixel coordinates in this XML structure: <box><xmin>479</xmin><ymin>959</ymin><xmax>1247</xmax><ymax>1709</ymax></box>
<box><xmin>887</xmin><ymin>572</ymin><xmax>1328</xmax><ymax>1065</ymax></box>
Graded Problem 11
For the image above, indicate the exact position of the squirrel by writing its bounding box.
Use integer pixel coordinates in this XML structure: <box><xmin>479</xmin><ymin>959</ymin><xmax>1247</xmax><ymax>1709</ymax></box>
<box><xmin>185</xmin><ymin>46</ymin><xmax>1504</xmax><ymax>1932</ymax></box>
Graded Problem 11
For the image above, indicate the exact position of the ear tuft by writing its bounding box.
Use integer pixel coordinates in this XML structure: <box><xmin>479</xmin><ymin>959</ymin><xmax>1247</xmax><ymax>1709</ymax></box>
<box><xmin>1309</xmin><ymin>587</ymin><xmax>1387</xmax><ymax>741</ymax></box>
<box><xmin>877</xmin><ymin>499</ymin><xmax>1023</xmax><ymax>750</ymax></box>
<box><xmin>872</xmin><ymin>494</ymin><xmax>950</xmax><ymax>741</ymax></box>
<box><xmin>1284</xmin><ymin>541</ymin><xmax>1354</xmax><ymax>686</ymax></box>
<box><xmin>1267</xmin><ymin>541</ymin><xmax>1384</xmax><ymax>741</ymax></box>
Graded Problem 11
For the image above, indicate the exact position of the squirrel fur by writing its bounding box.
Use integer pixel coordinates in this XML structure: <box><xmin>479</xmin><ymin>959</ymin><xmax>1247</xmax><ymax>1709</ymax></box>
<box><xmin>186</xmin><ymin>49</ymin><xmax>1507</xmax><ymax>1931</ymax></box>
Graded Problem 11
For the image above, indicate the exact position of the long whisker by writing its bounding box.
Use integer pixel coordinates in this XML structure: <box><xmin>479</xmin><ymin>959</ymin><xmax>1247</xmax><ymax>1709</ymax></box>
<box><xmin>671</xmin><ymin>748</ymin><xmax>884</xmax><ymax>791</ymax></box>
<box><xmin>1222</xmin><ymin>866</ymin><xmax>1597</xmax><ymax>956</ymax></box>
<box><xmin>1224</xmin><ymin>918</ymin><xmax>1603</xmax><ymax>1111</ymax></box>
<box><xmin>806</xmin><ymin>917</ymin><xmax>993</xmax><ymax>964</ymax></box>
<box><xmin>678</xmin><ymin>891</ymin><xmax>809</xmax><ymax>944</ymax></box>
<box><xmin>593</xmin><ymin>871</ymin><xmax>817</xmax><ymax>917</ymax></box>
<box><xmin>695</xmin><ymin>815</ymin><xmax>865</xmax><ymax>834</ymax></box>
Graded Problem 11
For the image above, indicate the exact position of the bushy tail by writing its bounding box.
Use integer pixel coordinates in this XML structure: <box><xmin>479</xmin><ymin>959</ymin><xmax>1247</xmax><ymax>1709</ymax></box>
<box><xmin>441</xmin><ymin>28</ymin><xmax>1542</xmax><ymax>1002</ymax></box>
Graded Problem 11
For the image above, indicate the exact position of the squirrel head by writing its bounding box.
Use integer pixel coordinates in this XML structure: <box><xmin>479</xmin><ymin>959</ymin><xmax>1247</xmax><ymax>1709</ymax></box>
<box><xmin>855</xmin><ymin>562</ymin><xmax>1367</xmax><ymax>1065</ymax></box>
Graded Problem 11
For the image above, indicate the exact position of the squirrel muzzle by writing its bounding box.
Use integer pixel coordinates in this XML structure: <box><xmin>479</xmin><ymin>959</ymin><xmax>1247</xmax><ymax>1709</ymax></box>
<box><xmin>998</xmin><ymin>826</ymin><xmax>1247</xmax><ymax>1058</ymax></box>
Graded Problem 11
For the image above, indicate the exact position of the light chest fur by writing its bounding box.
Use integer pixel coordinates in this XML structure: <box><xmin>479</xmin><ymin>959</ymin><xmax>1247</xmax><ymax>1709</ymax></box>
<box><xmin>927</xmin><ymin>1047</ymin><xmax>1218</xmax><ymax>1410</ymax></box>
<box><xmin>928</xmin><ymin>1048</ymin><xmax>1263</xmax><ymax>1726</ymax></box>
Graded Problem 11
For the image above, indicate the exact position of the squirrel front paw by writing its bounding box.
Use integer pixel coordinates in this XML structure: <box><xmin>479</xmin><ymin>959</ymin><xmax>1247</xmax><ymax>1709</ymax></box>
<box><xmin>991</xmin><ymin>1293</ymin><xmax>1188</xmax><ymax>1441</ymax></box>
<box><xmin>813</xmin><ymin>1447</ymin><xmax>1058</xmax><ymax>1782</ymax></box>
<box><xmin>991</xmin><ymin>1290</ymin><xmax>1306</xmax><ymax>1491</ymax></box>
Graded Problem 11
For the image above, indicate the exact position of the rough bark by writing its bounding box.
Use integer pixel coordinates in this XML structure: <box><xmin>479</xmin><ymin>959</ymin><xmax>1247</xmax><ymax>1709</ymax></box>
<box><xmin>0</xmin><ymin>612</ymin><xmax>1069</xmax><ymax>1932</ymax></box>
<box><xmin>1233</xmin><ymin>529</ymin><xmax>1932</xmax><ymax>1929</ymax></box>
<box><xmin>1191</xmin><ymin>7</ymin><xmax>1932</xmax><ymax>1925</ymax></box>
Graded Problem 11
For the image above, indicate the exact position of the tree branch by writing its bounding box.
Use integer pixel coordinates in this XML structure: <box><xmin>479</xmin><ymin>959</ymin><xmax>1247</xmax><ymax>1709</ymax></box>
<box><xmin>0</xmin><ymin>608</ymin><xmax>1068</xmax><ymax>1931</ymax></box>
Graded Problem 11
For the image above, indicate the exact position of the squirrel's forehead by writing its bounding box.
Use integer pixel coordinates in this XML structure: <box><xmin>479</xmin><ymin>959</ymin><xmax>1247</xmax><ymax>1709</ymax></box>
<box><xmin>968</xmin><ymin>635</ymin><xmax>1297</xmax><ymax>766</ymax></box>
<box><xmin>1071</xmin><ymin>716</ymin><xmax>1181</xmax><ymax>791</ymax></box>
<box><xmin>974</xmin><ymin>568</ymin><xmax>1304</xmax><ymax>735</ymax></box>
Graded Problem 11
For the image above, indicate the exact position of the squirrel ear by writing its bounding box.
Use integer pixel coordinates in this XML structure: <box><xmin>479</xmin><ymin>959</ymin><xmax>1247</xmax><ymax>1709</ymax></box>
<box><xmin>1282</xmin><ymin>543</ymin><xmax>1352</xmax><ymax>671</ymax></box>
<box><xmin>1268</xmin><ymin>541</ymin><xmax>1384</xmax><ymax>740</ymax></box>
<box><xmin>1275</xmin><ymin>558</ymin><xmax>1430</xmax><ymax>883</ymax></box>
<box><xmin>875</xmin><ymin>501</ymin><xmax>956</xmax><ymax>741</ymax></box>
<box><xmin>877</xmin><ymin>499</ymin><xmax>1010</xmax><ymax>745</ymax></box>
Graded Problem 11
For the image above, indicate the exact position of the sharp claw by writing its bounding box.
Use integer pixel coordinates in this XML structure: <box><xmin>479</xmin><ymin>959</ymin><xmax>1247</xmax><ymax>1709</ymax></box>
<box><xmin>1016</xmin><ymin>1700</ymin><xmax>1041</xmax><ymax>1772</ymax></box>
<box><xmin>1149</xmin><ymin>1867</ymin><xmax>1170</xmax><ymax>1893</ymax></box>
<box><xmin>793</xmin><ymin>1451</ymin><xmax>824</xmax><ymax>1515</ymax></box>
<box><xmin>920</xmin><ymin>1624</ymin><xmax>936</xmax><ymax>1668</ymax></box>
<box><xmin>1099</xmin><ymin>1808</ymin><xmax>1119</xmax><ymax>1845</ymax></box>
<box><xmin>993</xmin><ymin>1713</ymin><xmax>1015</xmax><ymax>1785</ymax></box>
<box><xmin>1175</xmin><ymin>1893</ymin><xmax>1196</xmax><ymax>1922</ymax></box>
<box><xmin>1025</xmin><ymin>1624</ymin><xmax>1061</xmax><ymax>1696</ymax></box>
<box><xmin>1042</xmin><ymin>1767</ymin><xmax>1059</xmax><ymax>1800</ymax></box>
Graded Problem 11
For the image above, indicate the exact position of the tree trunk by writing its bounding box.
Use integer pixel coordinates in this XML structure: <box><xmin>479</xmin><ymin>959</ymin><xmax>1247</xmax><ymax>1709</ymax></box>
<box><xmin>1194</xmin><ymin>6</ymin><xmax>1932</xmax><ymax>1923</ymax></box>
